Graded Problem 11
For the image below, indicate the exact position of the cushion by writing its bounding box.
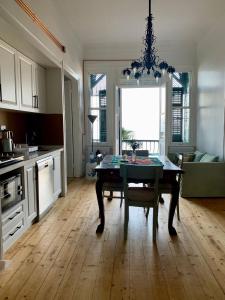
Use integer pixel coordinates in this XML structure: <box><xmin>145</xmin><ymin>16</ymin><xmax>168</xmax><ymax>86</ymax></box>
<box><xmin>200</xmin><ymin>153</ymin><xmax>219</xmax><ymax>162</ymax></box>
<box><xmin>193</xmin><ymin>151</ymin><xmax>206</xmax><ymax>162</ymax></box>
<box><xmin>183</xmin><ymin>153</ymin><xmax>195</xmax><ymax>162</ymax></box>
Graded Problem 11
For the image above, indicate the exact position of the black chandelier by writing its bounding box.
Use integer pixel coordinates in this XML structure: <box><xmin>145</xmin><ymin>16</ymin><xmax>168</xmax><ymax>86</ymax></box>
<box><xmin>122</xmin><ymin>0</ymin><xmax>175</xmax><ymax>83</ymax></box>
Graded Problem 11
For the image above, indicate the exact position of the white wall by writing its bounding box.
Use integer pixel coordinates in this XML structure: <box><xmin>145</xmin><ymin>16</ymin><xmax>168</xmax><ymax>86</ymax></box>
<box><xmin>0</xmin><ymin>0</ymin><xmax>83</xmax><ymax>72</ymax></box>
<box><xmin>0</xmin><ymin>0</ymin><xmax>85</xmax><ymax>176</ymax></box>
<box><xmin>196</xmin><ymin>12</ymin><xmax>225</xmax><ymax>159</ymax></box>
<box><xmin>84</xmin><ymin>41</ymin><xmax>196</xmax><ymax>67</ymax></box>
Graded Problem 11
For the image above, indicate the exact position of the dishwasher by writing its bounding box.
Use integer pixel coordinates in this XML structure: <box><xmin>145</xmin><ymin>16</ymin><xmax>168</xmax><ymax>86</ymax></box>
<box><xmin>36</xmin><ymin>156</ymin><xmax>54</xmax><ymax>220</ymax></box>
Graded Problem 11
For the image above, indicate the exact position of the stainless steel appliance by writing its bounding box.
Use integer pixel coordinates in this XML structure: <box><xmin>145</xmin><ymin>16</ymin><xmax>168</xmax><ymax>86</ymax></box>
<box><xmin>0</xmin><ymin>130</ymin><xmax>14</xmax><ymax>153</ymax></box>
<box><xmin>36</xmin><ymin>156</ymin><xmax>54</xmax><ymax>219</ymax></box>
<box><xmin>0</xmin><ymin>153</ymin><xmax>24</xmax><ymax>168</ymax></box>
<box><xmin>0</xmin><ymin>173</ymin><xmax>23</xmax><ymax>213</ymax></box>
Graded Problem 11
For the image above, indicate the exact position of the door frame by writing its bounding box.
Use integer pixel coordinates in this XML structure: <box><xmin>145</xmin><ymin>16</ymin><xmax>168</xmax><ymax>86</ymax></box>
<box><xmin>116</xmin><ymin>82</ymin><xmax>168</xmax><ymax>155</ymax></box>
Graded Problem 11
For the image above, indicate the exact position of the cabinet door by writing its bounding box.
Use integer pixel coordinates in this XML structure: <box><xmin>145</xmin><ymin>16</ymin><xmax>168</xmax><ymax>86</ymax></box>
<box><xmin>0</xmin><ymin>41</ymin><xmax>18</xmax><ymax>108</ymax></box>
<box><xmin>19</xmin><ymin>55</ymin><xmax>35</xmax><ymax>111</ymax></box>
<box><xmin>36</xmin><ymin>64</ymin><xmax>46</xmax><ymax>113</ymax></box>
<box><xmin>26</xmin><ymin>166</ymin><xmax>37</xmax><ymax>223</ymax></box>
<box><xmin>53</xmin><ymin>153</ymin><xmax>62</xmax><ymax>200</ymax></box>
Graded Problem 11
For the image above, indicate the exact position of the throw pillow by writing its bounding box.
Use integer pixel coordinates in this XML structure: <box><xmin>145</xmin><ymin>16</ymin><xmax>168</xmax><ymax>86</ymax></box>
<box><xmin>193</xmin><ymin>150</ymin><xmax>206</xmax><ymax>162</ymax></box>
<box><xmin>200</xmin><ymin>153</ymin><xmax>219</xmax><ymax>162</ymax></box>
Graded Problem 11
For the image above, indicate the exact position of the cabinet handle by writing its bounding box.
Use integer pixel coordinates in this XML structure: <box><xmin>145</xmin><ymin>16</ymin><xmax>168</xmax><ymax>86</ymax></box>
<box><xmin>36</xmin><ymin>95</ymin><xmax>39</xmax><ymax>108</ymax></box>
<box><xmin>8</xmin><ymin>211</ymin><xmax>21</xmax><ymax>220</ymax></box>
<box><xmin>52</xmin><ymin>157</ymin><xmax>55</xmax><ymax>170</ymax></box>
<box><xmin>9</xmin><ymin>225</ymin><xmax>22</xmax><ymax>236</ymax></box>
<box><xmin>32</xmin><ymin>95</ymin><xmax>36</xmax><ymax>108</ymax></box>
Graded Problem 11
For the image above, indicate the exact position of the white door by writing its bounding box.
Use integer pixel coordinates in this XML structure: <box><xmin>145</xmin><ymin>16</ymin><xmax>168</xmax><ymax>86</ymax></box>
<box><xmin>114</xmin><ymin>86</ymin><xmax>121</xmax><ymax>155</ymax></box>
<box><xmin>0</xmin><ymin>40</ymin><xmax>18</xmax><ymax>108</ymax></box>
<box><xmin>64</xmin><ymin>79</ymin><xmax>74</xmax><ymax>177</ymax></box>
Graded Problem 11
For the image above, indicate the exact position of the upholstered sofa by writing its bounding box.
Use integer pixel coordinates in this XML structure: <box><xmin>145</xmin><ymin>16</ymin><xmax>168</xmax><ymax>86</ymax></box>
<box><xmin>169</xmin><ymin>151</ymin><xmax>225</xmax><ymax>198</ymax></box>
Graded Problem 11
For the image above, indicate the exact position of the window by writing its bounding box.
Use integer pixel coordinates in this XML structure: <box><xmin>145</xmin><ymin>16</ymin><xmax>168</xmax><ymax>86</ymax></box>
<box><xmin>89</xmin><ymin>74</ymin><xmax>107</xmax><ymax>143</ymax></box>
<box><xmin>171</xmin><ymin>72</ymin><xmax>191</xmax><ymax>143</ymax></box>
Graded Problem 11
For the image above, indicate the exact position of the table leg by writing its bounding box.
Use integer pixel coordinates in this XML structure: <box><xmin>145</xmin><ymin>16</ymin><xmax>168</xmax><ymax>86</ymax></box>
<box><xmin>95</xmin><ymin>178</ymin><xmax>105</xmax><ymax>233</ymax></box>
<box><xmin>168</xmin><ymin>180</ymin><xmax>179</xmax><ymax>235</ymax></box>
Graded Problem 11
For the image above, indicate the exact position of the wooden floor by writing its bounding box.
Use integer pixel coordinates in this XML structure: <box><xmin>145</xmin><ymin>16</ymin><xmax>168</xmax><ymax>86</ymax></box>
<box><xmin>0</xmin><ymin>178</ymin><xmax>225</xmax><ymax>300</ymax></box>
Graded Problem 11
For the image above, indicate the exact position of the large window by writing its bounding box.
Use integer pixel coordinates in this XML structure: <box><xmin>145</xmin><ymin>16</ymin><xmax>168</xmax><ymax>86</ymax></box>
<box><xmin>171</xmin><ymin>72</ymin><xmax>191</xmax><ymax>143</ymax></box>
<box><xmin>89</xmin><ymin>74</ymin><xmax>107</xmax><ymax>143</ymax></box>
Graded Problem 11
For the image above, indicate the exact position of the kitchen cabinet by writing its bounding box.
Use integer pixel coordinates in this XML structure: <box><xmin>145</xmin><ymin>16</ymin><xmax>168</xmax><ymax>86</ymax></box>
<box><xmin>25</xmin><ymin>164</ymin><xmax>37</xmax><ymax>224</ymax></box>
<box><xmin>18</xmin><ymin>54</ymin><xmax>38</xmax><ymax>112</ymax></box>
<box><xmin>35</xmin><ymin>64</ymin><xmax>46</xmax><ymax>113</ymax></box>
<box><xmin>0</xmin><ymin>38</ymin><xmax>46</xmax><ymax>113</ymax></box>
<box><xmin>18</xmin><ymin>55</ymin><xmax>46</xmax><ymax>113</ymax></box>
<box><xmin>1</xmin><ymin>201</ymin><xmax>26</xmax><ymax>252</ymax></box>
<box><xmin>0</xmin><ymin>40</ymin><xmax>19</xmax><ymax>109</ymax></box>
<box><xmin>53</xmin><ymin>152</ymin><xmax>62</xmax><ymax>200</ymax></box>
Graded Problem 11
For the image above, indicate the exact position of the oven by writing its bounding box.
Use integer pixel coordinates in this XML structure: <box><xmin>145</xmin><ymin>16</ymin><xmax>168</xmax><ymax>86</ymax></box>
<box><xmin>0</xmin><ymin>173</ymin><xmax>23</xmax><ymax>213</ymax></box>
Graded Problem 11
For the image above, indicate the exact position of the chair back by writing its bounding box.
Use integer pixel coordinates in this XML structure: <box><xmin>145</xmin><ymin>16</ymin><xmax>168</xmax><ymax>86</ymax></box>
<box><xmin>121</xmin><ymin>150</ymin><xmax>149</xmax><ymax>157</ymax></box>
<box><xmin>135</xmin><ymin>150</ymin><xmax>149</xmax><ymax>157</ymax></box>
<box><xmin>120</xmin><ymin>164</ymin><xmax>163</xmax><ymax>198</ymax></box>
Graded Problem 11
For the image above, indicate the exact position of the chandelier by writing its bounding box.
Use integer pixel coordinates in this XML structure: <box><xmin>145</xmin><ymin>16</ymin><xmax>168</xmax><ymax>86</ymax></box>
<box><xmin>122</xmin><ymin>0</ymin><xmax>175</xmax><ymax>83</ymax></box>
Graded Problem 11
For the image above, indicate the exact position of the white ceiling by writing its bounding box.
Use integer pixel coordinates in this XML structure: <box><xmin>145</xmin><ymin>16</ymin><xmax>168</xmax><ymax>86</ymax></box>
<box><xmin>54</xmin><ymin>0</ymin><xmax>225</xmax><ymax>48</ymax></box>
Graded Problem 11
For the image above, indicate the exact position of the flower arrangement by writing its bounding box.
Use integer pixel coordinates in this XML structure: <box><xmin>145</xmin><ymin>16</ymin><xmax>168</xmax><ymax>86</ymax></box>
<box><xmin>129</xmin><ymin>140</ymin><xmax>142</xmax><ymax>152</ymax></box>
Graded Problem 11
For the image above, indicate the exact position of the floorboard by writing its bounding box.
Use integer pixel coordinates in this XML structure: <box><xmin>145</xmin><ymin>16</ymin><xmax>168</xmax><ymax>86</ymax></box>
<box><xmin>0</xmin><ymin>178</ymin><xmax>225</xmax><ymax>299</ymax></box>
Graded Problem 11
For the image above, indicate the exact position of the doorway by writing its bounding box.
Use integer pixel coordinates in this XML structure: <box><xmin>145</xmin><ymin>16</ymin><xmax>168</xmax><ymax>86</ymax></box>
<box><xmin>119</xmin><ymin>86</ymin><xmax>166</xmax><ymax>155</ymax></box>
<box><xmin>64</xmin><ymin>75</ymin><xmax>82</xmax><ymax>178</ymax></box>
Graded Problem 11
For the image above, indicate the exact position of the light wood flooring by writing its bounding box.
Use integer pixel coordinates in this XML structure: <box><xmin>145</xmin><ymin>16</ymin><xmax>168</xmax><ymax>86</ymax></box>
<box><xmin>0</xmin><ymin>178</ymin><xmax>225</xmax><ymax>300</ymax></box>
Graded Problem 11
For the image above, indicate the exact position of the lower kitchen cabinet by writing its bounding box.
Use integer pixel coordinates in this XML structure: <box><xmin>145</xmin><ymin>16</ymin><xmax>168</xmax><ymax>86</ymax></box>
<box><xmin>1</xmin><ymin>201</ymin><xmax>26</xmax><ymax>252</ymax></box>
<box><xmin>25</xmin><ymin>164</ymin><xmax>37</xmax><ymax>224</ymax></box>
<box><xmin>53</xmin><ymin>152</ymin><xmax>62</xmax><ymax>200</ymax></box>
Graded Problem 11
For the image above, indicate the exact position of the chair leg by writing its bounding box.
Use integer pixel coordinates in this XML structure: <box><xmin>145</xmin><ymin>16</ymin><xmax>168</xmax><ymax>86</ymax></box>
<box><xmin>120</xmin><ymin>192</ymin><xmax>123</xmax><ymax>208</ymax></box>
<box><xmin>159</xmin><ymin>195</ymin><xmax>164</xmax><ymax>204</ymax></box>
<box><xmin>124</xmin><ymin>203</ymin><xmax>129</xmax><ymax>239</ymax></box>
<box><xmin>153</xmin><ymin>206</ymin><xmax>158</xmax><ymax>241</ymax></box>
<box><xmin>107</xmin><ymin>191</ymin><xmax>113</xmax><ymax>201</ymax></box>
<box><xmin>177</xmin><ymin>200</ymin><xmax>180</xmax><ymax>221</ymax></box>
<box><xmin>145</xmin><ymin>207</ymin><xmax>150</xmax><ymax>218</ymax></box>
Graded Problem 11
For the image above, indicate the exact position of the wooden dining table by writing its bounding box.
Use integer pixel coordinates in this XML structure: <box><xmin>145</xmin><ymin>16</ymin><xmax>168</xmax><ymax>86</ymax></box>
<box><xmin>95</xmin><ymin>155</ymin><xmax>183</xmax><ymax>235</ymax></box>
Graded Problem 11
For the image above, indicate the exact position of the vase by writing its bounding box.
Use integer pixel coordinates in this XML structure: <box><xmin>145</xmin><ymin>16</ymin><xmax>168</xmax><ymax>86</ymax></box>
<box><xmin>131</xmin><ymin>150</ymin><xmax>136</xmax><ymax>162</ymax></box>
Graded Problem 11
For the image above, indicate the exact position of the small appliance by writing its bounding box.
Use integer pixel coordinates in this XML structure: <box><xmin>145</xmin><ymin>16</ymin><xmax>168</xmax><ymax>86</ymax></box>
<box><xmin>0</xmin><ymin>173</ymin><xmax>23</xmax><ymax>213</ymax></box>
<box><xmin>0</xmin><ymin>129</ymin><xmax>14</xmax><ymax>153</ymax></box>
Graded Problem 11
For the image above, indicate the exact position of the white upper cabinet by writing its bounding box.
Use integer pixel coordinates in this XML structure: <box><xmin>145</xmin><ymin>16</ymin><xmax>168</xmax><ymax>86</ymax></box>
<box><xmin>0</xmin><ymin>38</ymin><xmax>46</xmax><ymax>113</ymax></box>
<box><xmin>19</xmin><ymin>54</ymin><xmax>35</xmax><ymax>112</ymax></box>
<box><xmin>0</xmin><ymin>40</ymin><xmax>19</xmax><ymax>109</ymax></box>
<box><xmin>35</xmin><ymin>64</ymin><xmax>46</xmax><ymax>113</ymax></box>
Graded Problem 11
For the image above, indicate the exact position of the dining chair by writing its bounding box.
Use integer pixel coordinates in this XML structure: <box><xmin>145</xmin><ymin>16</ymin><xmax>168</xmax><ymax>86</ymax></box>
<box><xmin>120</xmin><ymin>163</ymin><xmax>163</xmax><ymax>241</ymax></box>
<box><xmin>102</xmin><ymin>181</ymin><xmax>124</xmax><ymax>206</ymax></box>
<box><xmin>102</xmin><ymin>150</ymin><xmax>149</xmax><ymax>206</ymax></box>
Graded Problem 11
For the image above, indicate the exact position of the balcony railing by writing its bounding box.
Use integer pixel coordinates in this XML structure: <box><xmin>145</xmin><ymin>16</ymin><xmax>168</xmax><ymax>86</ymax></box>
<box><xmin>122</xmin><ymin>139</ymin><xmax>160</xmax><ymax>154</ymax></box>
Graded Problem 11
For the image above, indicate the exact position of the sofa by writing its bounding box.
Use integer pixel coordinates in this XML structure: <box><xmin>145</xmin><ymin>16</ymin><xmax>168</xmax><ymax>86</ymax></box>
<box><xmin>170</xmin><ymin>151</ymin><xmax>225</xmax><ymax>198</ymax></box>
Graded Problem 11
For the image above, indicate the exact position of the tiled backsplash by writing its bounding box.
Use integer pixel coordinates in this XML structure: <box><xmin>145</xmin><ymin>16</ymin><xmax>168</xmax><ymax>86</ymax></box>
<box><xmin>0</xmin><ymin>110</ymin><xmax>63</xmax><ymax>146</ymax></box>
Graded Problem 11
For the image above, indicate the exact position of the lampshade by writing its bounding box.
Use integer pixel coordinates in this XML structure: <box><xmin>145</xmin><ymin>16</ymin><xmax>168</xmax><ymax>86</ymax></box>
<box><xmin>88</xmin><ymin>115</ymin><xmax>97</xmax><ymax>124</ymax></box>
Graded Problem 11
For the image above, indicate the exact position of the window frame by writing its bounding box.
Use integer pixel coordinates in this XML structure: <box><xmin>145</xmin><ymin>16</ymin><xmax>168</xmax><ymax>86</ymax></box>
<box><xmin>169</xmin><ymin>70</ymin><xmax>195</xmax><ymax>147</ymax></box>
<box><xmin>88</xmin><ymin>73</ymin><xmax>108</xmax><ymax>144</ymax></box>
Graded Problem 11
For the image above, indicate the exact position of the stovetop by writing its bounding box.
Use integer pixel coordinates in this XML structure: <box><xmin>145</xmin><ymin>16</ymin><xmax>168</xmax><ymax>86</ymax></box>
<box><xmin>0</xmin><ymin>153</ymin><xmax>24</xmax><ymax>167</ymax></box>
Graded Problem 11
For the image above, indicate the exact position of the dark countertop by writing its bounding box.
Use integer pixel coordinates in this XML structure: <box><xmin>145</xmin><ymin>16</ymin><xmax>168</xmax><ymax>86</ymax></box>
<box><xmin>0</xmin><ymin>146</ymin><xmax>63</xmax><ymax>175</ymax></box>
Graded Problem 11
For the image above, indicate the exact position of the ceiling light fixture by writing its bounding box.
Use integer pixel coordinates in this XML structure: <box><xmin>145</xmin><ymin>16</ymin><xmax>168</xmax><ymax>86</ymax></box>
<box><xmin>122</xmin><ymin>0</ymin><xmax>175</xmax><ymax>84</ymax></box>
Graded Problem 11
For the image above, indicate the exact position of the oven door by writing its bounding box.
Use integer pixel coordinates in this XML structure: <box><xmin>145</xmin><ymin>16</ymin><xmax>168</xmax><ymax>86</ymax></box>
<box><xmin>0</xmin><ymin>174</ymin><xmax>23</xmax><ymax>213</ymax></box>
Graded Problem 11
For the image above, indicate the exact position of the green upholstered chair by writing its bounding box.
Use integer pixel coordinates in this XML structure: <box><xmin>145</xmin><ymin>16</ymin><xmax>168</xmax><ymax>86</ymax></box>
<box><xmin>120</xmin><ymin>164</ymin><xmax>163</xmax><ymax>241</ymax></box>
